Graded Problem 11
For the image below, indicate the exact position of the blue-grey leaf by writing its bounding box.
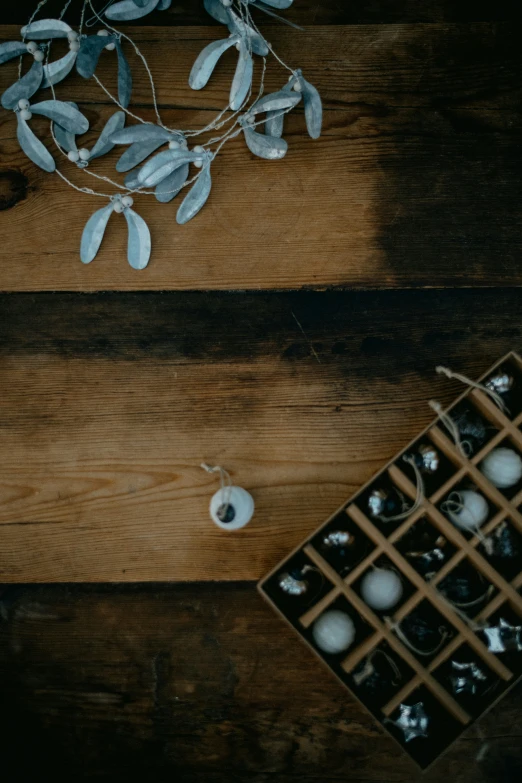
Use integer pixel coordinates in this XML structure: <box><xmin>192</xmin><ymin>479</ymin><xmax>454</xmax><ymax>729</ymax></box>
<box><xmin>80</xmin><ymin>203</ymin><xmax>114</xmax><ymax>264</ymax></box>
<box><xmin>251</xmin><ymin>88</ymin><xmax>300</xmax><ymax>115</ymax></box>
<box><xmin>138</xmin><ymin>148</ymin><xmax>199</xmax><ymax>188</ymax></box>
<box><xmin>189</xmin><ymin>37</ymin><xmax>237</xmax><ymax>91</ymax></box>
<box><xmin>106</xmin><ymin>0</ymin><xmax>160</xmax><ymax>21</ymax></box>
<box><xmin>227</xmin><ymin>11</ymin><xmax>269</xmax><ymax>56</ymax></box>
<box><xmin>265</xmin><ymin>109</ymin><xmax>284</xmax><ymax>138</ymax></box>
<box><xmin>124</xmin><ymin>170</ymin><xmax>141</xmax><ymax>188</ymax></box>
<box><xmin>155</xmin><ymin>162</ymin><xmax>188</xmax><ymax>202</ymax></box>
<box><xmin>16</xmin><ymin>113</ymin><xmax>55</xmax><ymax>172</ymax></box>
<box><xmin>230</xmin><ymin>41</ymin><xmax>253</xmax><ymax>111</ymax></box>
<box><xmin>52</xmin><ymin>122</ymin><xmax>77</xmax><ymax>153</ymax></box>
<box><xmin>176</xmin><ymin>157</ymin><xmax>212</xmax><ymax>225</ymax></box>
<box><xmin>0</xmin><ymin>41</ymin><xmax>29</xmax><ymax>65</ymax></box>
<box><xmin>76</xmin><ymin>35</ymin><xmax>108</xmax><ymax>79</ymax></box>
<box><xmin>111</xmin><ymin>123</ymin><xmax>172</xmax><ymax>144</ymax></box>
<box><xmin>31</xmin><ymin>99</ymin><xmax>89</xmax><ymax>133</ymax></box>
<box><xmin>131</xmin><ymin>0</ymin><xmax>150</xmax><ymax>6</ymax></box>
<box><xmin>157</xmin><ymin>0</ymin><xmax>172</xmax><ymax>8</ymax></box>
<box><xmin>296</xmin><ymin>70</ymin><xmax>322</xmax><ymax>139</ymax></box>
<box><xmin>244</xmin><ymin>125</ymin><xmax>287</xmax><ymax>159</ymax></box>
<box><xmin>42</xmin><ymin>49</ymin><xmax>77</xmax><ymax>88</ymax></box>
<box><xmin>125</xmin><ymin>208</ymin><xmax>151</xmax><ymax>270</ymax></box>
<box><xmin>116</xmin><ymin>138</ymin><xmax>166</xmax><ymax>172</ymax></box>
<box><xmin>1</xmin><ymin>60</ymin><xmax>43</xmax><ymax>110</ymax></box>
<box><xmin>257</xmin><ymin>0</ymin><xmax>293</xmax><ymax>7</ymax></box>
<box><xmin>115</xmin><ymin>41</ymin><xmax>132</xmax><ymax>108</ymax></box>
<box><xmin>203</xmin><ymin>0</ymin><xmax>231</xmax><ymax>23</ymax></box>
<box><xmin>21</xmin><ymin>19</ymin><xmax>72</xmax><ymax>39</ymax></box>
<box><xmin>90</xmin><ymin>110</ymin><xmax>125</xmax><ymax>160</ymax></box>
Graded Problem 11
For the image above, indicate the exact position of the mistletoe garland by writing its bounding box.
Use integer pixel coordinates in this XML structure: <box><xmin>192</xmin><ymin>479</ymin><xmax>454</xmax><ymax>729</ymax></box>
<box><xmin>0</xmin><ymin>0</ymin><xmax>322</xmax><ymax>269</ymax></box>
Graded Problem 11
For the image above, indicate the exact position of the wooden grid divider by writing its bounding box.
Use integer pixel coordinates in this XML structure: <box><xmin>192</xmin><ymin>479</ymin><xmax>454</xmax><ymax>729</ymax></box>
<box><xmin>258</xmin><ymin>352</ymin><xmax>522</xmax><ymax>770</ymax></box>
<box><xmin>382</xmin><ymin>571</ymin><xmax>522</xmax><ymax>715</ymax></box>
<box><xmin>303</xmin><ymin>545</ymin><xmax>471</xmax><ymax>725</ymax></box>
<box><xmin>390</xmin><ymin>465</ymin><xmax>522</xmax><ymax>617</ymax></box>
<box><xmin>347</xmin><ymin>504</ymin><xmax>512</xmax><ymax>681</ymax></box>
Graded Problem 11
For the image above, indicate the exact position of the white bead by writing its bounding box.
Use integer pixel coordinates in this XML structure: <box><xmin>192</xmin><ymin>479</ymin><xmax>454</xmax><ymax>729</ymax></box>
<box><xmin>113</xmin><ymin>200</ymin><xmax>124</xmax><ymax>213</ymax></box>
<box><xmin>68</xmin><ymin>150</ymin><xmax>80</xmax><ymax>162</ymax></box>
<box><xmin>26</xmin><ymin>41</ymin><xmax>38</xmax><ymax>54</ymax></box>
<box><xmin>105</xmin><ymin>42</ymin><xmax>116</xmax><ymax>51</ymax></box>
<box><xmin>361</xmin><ymin>568</ymin><xmax>403</xmax><ymax>611</ymax></box>
<box><xmin>20</xmin><ymin>109</ymin><xmax>32</xmax><ymax>121</ymax></box>
<box><xmin>97</xmin><ymin>29</ymin><xmax>110</xmax><ymax>36</ymax></box>
<box><xmin>209</xmin><ymin>486</ymin><xmax>254</xmax><ymax>531</ymax></box>
<box><xmin>313</xmin><ymin>610</ymin><xmax>355</xmax><ymax>654</ymax></box>
<box><xmin>168</xmin><ymin>140</ymin><xmax>180</xmax><ymax>150</ymax></box>
<box><xmin>122</xmin><ymin>195</ymin><xmax>134</xmax><ymax>208</ymax></box>
<box><xmin>194</xmin><ymin>159</ymin><xmax>203</xmax><ymax>168</ymax></box>
<box><xmin>69</xmin><ymin>40</ymin><xmax>80</xmax><ymax>52</ymax></box>
<box><xmin>293</xmin><ymin>82</ymin><xmax>302</xmax><ymax>92</ymax></box>
<box><xmin>481</xmin><ymin>448</ymin><xmax>522</xmax><ymax>489</ymax></box>
<box><xmin>447</xmin><ymin>490</ymin><xmax>489</xmax><ymax>531</ymax></box>
<box><xmin>78</xmin><ymin>148</ymin><xmax>91</xmax><ymax>161</ymax></box>
<box><xmin>221</xmin><ymin>0</ymin><xmax>233</xmax><ymax>6</ymax></box>
<box><xmin>193</xmin><ymin>145</ymin><xmax>205</xmax><ymax>153</ymax></box>
<box><xmin>33</xmin><ymin>50</ymin><xmax>44</xmax><ymax>62</ymax></box>
<box><xmin>67</xmin><ymin>30</ymin><xmax>79</xmax><ymax>42</ymax></box>
<box><xmin>18</xmin><ymin>98</ymin><xmax>30</xmax><ymax>110</ymax></box>
<box><xmin>235</xmin><ymin>42</ymin><xmax>241</xmax><ymax>51</ymax></box>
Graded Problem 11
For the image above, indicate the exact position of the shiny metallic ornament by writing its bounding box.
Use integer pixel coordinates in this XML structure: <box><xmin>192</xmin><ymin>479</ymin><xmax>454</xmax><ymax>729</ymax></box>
<box><xmin>367</xmin><ymin>487</ymin><xmax>404</xmax><ymax>519</ymax></box>
<box><xmin>450</xmin><ymin>660</ymin><xmax>488</xmax><ymax>696</ymax></box>
<box><xmin>416</xmin><ymin>444</ymin><xmax>440</xmax><ymax>474</ymax></box>
<box><xmin>485</xmin><ymin>372</ymin><xmax>514</xmax><ymax>395</ymax></box>
<box><xmin>389</xmin><ymin>702</ymin><xmax>429</xmax><ymax>743</ymax></box>
<box><xmin>278</xmin><ymin>571</ymin><xmax>308</xmax><ymax>596</ymax></box>
<box><xmin>482</xmin><ymin>618</ymin><xmax>522</xmax><ymax>653</ymax></box>
<box><xmin>323</xmin><ymin>530</ymin><xmax>352</xmax><ymax>548</ymax></box>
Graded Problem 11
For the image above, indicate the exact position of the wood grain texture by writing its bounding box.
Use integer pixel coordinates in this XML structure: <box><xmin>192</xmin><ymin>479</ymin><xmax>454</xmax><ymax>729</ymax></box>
<box><xmin>0</xmin><ymin>23</ymin><xmax>521</xmax><ymax>290</ymax></box>
<box><xmin>3</xmin><ymin>0</ymin><xmax>522</xmax><ymax>25</ymax></box>
<box><xmin>0</xmin><ymin>583</ymin><xmax>521</xmax><ymax>783</ymax></box>
<box><xmin>0</xmin><ymin>289</ymin><xmax>521</xmax><ymax>583</ymax></box>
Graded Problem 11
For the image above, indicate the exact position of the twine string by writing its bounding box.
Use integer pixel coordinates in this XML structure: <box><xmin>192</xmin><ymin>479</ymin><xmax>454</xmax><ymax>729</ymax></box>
<box><xmin>436</xmin><ymin>365</ymin><xmax>510</xmax><ymax>415</ymax></box>
<box><xmin>201</xmin><ymin>462</ymin><xmax>233</xmax><ymax>520</ymax></box>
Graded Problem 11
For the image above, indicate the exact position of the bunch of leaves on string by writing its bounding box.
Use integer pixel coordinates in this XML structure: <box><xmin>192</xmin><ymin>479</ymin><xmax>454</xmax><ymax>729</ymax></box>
<box><xmin>0</xmin><ymin>0</ymin><xmax>322</xmax><ymax>269</ymax></box>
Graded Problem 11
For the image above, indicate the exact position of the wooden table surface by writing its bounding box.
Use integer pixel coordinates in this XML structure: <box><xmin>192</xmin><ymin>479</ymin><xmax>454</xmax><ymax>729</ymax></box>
<box><xmin>0</xmin><ymin>1</ymin><xmax>521</xmax><ymax>780</ymax></box>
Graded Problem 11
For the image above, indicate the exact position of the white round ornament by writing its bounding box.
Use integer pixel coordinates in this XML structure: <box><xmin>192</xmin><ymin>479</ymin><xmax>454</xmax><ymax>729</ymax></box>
<box><xmin>446</xmin><ymin>489</ymin><xmax>488</xmax><ymax>531</ymax></box>
<box><xmin>481</xmin><ymin>447</ymin><xmax>522</xmax><ymax>489</ymax></box>
<box><xmin>210</xmin><ymin>485</ymin><xmax>254</xmax><ymax>531</ymax></box>
<box><xmin>312</xmin><ymin>610</ymin><xmax>355</xmax><ymax>654</ymax></box>
<box><xmin>360</xmin><ymin>568</ymin><xmax>403</xmax><ymax>611</ymax></box>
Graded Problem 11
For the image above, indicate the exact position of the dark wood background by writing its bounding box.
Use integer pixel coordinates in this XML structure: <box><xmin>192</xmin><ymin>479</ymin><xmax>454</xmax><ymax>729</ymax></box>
<box><xmin>1</xmin><ymin>1</ymin><xmax>522</xmax><ymax>780</ymax></box>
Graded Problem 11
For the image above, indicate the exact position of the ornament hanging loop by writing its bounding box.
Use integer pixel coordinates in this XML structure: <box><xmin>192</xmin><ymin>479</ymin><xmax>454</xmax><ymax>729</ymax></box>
<box><xmin>436</xmin><ymin>365</ymin><xmax>510</xmax><ymax>415</ymax></box>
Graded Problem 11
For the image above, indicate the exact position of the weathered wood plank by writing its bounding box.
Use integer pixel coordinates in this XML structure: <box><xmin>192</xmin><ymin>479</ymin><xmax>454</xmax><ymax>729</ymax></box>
<box><xmin>3</xmin><ymin>0</ymin><xmax>521</xmax><ymax>25</ymax></box>
<box><xmin>0</xmin><ymin>289</ymin><xmax>521</xmax><ymax>582</ymax></box>
<box><xmin>0</xmin><ymin>583</ymin><xmax>521</xmax><ymax>782</ymax></box>
<box><xmin>0</xmin><ymin>23</ymin><xmax>520</xmax><ymax>291</ymax></box>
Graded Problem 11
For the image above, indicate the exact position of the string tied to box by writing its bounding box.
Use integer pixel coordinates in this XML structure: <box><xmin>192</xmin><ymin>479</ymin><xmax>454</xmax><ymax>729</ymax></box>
<box><xmin>436</xmin><ymin>365</ymin><xmax>510</xmax><ymax>416</ymax></box>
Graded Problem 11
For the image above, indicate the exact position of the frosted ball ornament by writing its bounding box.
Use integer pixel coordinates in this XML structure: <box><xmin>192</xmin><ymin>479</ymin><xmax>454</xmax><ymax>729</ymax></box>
<box><xmin>26</xmin><ymin>41</ymin><xmax>38</xmax><ymax>54</ymax></box>
<box><xmin>79</xmin><ymin>148</ymin><xmax>91</xmax><ymax>162</ymax></box>
<box><xmin>68</xmin><ymin>150</ymin><xmax>80</xmax><ymax>163</ymax></box>
<box><xmin>122</xmin><ymin>196</ymin><xmax>134</xmax><ymax>208</ymax></box>
<box><xmin>33</xmin><ymin>49</ymin><xmax>44</xmax><ymax>62</ymax></box>
<box><xmin>113</xmin><ymin>199</ymin><xmax>124</xmax><ymax>213</ymax></box>
<box><xmin>18</xmin><ymin>99</ymin><xmax>30</xmax><ymax>110</ymax></box>
<box><xmin>209</xmin><ymin>486</ymin><xmax>254</xmax><ymax>531</ymax></box>
<box><xmin>313</xmin><ymin>610</ymin><xmax>356</xmax><ymax>654</ymax></box>
<box><xmin>481</xmin><ymin>448</ymin><xmax>522</xmax><ymax>489</ymax></box>
<box><xmin>20</xmin><ymin>109</ymin><xmax>32</xmax><ymax>121</ymax></box>
<box><xmin>445</xmin><ymin>490</ymin><xmax>489</xmax><ymax>532</ymax></box>
<box><xmin>361</xmin><ymin>568</ymin><xmax>403</xmax><ymax>611</ymax></box>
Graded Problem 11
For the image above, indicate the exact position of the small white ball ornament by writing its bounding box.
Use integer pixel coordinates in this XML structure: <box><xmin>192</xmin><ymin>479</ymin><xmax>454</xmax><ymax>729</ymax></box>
<box><xmin>168</xmin><ymin>140</ymin><xmax>181</xmax><ymax>150</ymax></box>
<box><xmin>361</xmin><ymin>568</ymin><xmax>403</xmax><ymax>611</ymax></box>
<box><xmin>105</xmin><ymin>42</ymin><xmax>116</xmax><ymax>51</ymax></box>
<box><xmin>67</xmin><ymin>30</ymin><xmax>79</xmax><ymax>42</ymax></box>
<box><xmin>69</xmin><ymin>40</ymin><xmax>80</xmax><ymax>53</ymax></box>
<box><xmin>33</xmin><ymin>50</ymin><xmax>45</xmax><ymax>63</ymax></box>
<box><xmin>481</xmin><ymin>448</ymin><xmax>522</xmax><ymax>489</ymax></box>
<box><xmin>18</xmin><ymin>99</ymin><xmax>30</xmax><ymax>110</ymax></box>
<box><xmin>446</xmin><ymin>489</ymin><xmax>489</xmax><ymax>532</ymax></box>
<box><xmin>97</xmin><ymin>29</ymin><xmax>110</xmax><ymax>37</ymax></box>
<box><xmin>20</xmin><ymin>109</ymin><xmax>32</xmax><ymax>121</ymax></box>
<box><xmin>78</xmin><ymin>148</ymin><xmax>91</xmax><ymax>162</ymax></box>
<box><xmin>113</xmin><ymin>200</ymin><xmax>124</xmax><ymax>213</ymax></box>
<box><xmin>221</xmin><ymin>0</ymin><xmax>233</xmax><ymax>7</ymax></box>
<box><xmin>313</xmin><ymin>610</ymin><xmax>356</xmax><ymax>654</ymax></box>
<box><xmin>68</xmin><ymin>150</ymin><xmax>80</xmax><ymax>162</ymax></box>
<box><xmin>209</xmin><ymin>486</ymin><xmax>254</xmax><ymax>531</ymax></box>
<box><xmin>26</xmin><ymin>41</ymin><xmax>38</xmax><ymax>54</ymax></box>
<box><xmin>122</xmin><ymin>195</ymin><xmax>134</xmax><ymax>208</ymax></box>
